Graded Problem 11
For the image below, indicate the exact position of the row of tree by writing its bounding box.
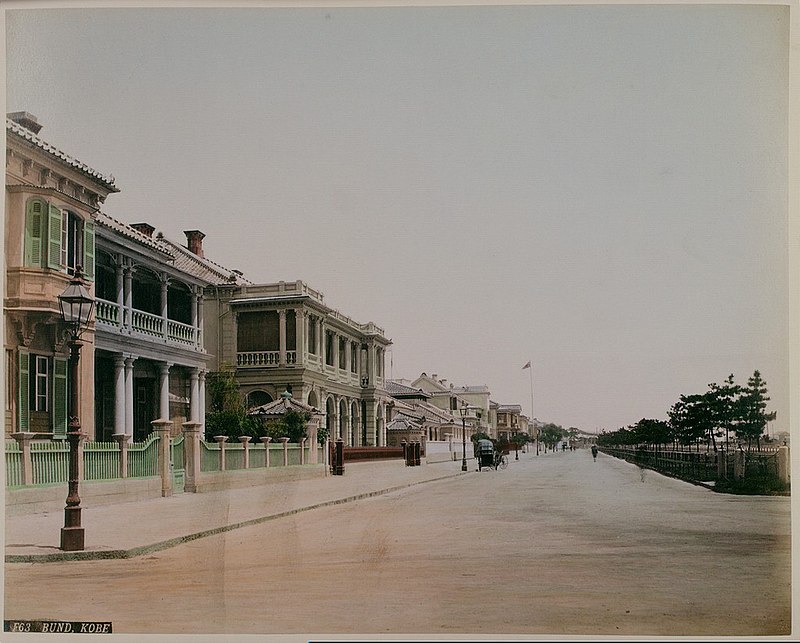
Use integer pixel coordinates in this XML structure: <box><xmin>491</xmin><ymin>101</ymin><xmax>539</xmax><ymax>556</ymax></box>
<box><xmin>597</xmin><ymin>370</ymin><xmax>777</xmax><ymax>451</ymax></box>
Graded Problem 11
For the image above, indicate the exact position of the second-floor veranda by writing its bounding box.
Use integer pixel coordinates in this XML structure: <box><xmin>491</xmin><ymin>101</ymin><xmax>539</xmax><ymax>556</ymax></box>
<box><xmin>93</xmin><ymin>249</ymin><xmax>205</xmax><ymax>351</ymax></box>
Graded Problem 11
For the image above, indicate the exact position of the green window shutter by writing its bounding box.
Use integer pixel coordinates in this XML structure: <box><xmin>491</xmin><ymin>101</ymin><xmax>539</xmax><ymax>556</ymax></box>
<box><xmin>18</xmin><ymin>350</ymin><xmax>29</xmax><ymax>432</ymax></box>
<box><xmin>47</xmin><ymin>204</ymin><xmax>63</xmax><ymax>270</ymax></box>
<box><xmin>24</xmin><ymin>201</ymin><xmax>44</xmax><ymax>267</ymax></box>
<box><xmin>52</xmin><ymin>357</ymin><xmax>68</xmax><ymax>438</ymax></box>
<box><xmin>83</xmin><ymin>220</ymin><xmax>95</xmax><ymax>281</ymax></box>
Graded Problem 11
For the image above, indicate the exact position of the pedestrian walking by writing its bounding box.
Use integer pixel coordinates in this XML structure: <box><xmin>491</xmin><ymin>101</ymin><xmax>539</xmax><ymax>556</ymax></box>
<box><xmin>591</xmin><ymin>445</ymin><xmax>598</xmax><ymax>461</ymax></box>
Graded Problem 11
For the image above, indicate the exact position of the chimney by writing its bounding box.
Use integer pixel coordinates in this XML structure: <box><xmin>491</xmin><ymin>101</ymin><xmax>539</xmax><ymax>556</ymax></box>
<box><xmin>184</xmin><ymin>230</ymin><xmax>205</xmax><ymax>258</ymax></box>
<box><xmin>7</xmin><ymin>111</ymin><xmax>43</xmax><ymax>135</ymax></box>
<box><xmin>131</xmin><ymin>222</ymin><xmax>155</xmax><ymax>238</ymax></box>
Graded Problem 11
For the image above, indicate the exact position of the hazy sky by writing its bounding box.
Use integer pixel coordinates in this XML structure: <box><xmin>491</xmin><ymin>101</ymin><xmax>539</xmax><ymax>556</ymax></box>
<box><xmin>4</xmin><ymin>3</ymin><xmax>791</xmax><ymax>434</ymax></box>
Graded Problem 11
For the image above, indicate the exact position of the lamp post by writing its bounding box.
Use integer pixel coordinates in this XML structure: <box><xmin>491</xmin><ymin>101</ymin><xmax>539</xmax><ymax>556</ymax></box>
<box><xmin>459</xmin><ymin>402</ymin><xmax>468</xmax><ymax>472</ymax></box>
<box><xmin>513</xmin><ymin>428</ymin><xmax>519</xmax><ymax>460</ymax></box>
<box><xmin>57</xmin><ymin>266</ymin><xmax>94</xmax><ymax>551</ymax></box>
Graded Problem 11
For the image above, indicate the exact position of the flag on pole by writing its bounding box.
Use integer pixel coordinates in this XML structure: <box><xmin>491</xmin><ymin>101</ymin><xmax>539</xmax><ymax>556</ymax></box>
<box><xmin>522</xmin><ymin>361</ymin><xmax>531</xmax><ymax>370</ymax></box>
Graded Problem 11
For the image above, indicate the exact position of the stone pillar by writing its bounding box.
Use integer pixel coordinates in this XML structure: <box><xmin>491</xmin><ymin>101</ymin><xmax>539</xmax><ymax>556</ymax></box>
<box><xmin>113</xmin><ymin>355</ymin><xmax>125</xmax><ymax>436</ymax></box>
<box><xmin>307</xmin><ymin>417</ymin><xmax>319</xmax><ymax>464</ymax></box>
<box><xmin>281</xmin><ymin>437</ymin><xmax>290</xmax><ymax>466</ymax></box>
<box><xmin>159</xmin><ymin>362</ymin><xmax>171</xmax><ymax>421</ymax></box>
<box><xmin>279</xmin><ymin>309</ymin><xmax>287</xmax><ymax>366</ymax></box>
<box><xmin>734</xmin><ymin>448</ymin><xmax>746</xmax><ymax>480</ymax></box>
<box><xmin>777</xmin><ymin>446</ymin><xmax>789</xmax><ymax>484</ymax></box>
<box><xmin>189</xmin><ymin>368</ymin><xmax>200</xmax><ymax>423</ymax></box>
<box><xmin>215</xmin><ymin>435</ymin><xmax>228</xmax><ymax>471</ymax></box>
<box><xmin>124</xmin><ymin>356</ymin><xmax>136</xmax><ymax>437</ymax></box>
<box><xmin>112</xmin><ymin>433</ymin><xmax>130</xmax><ymax>479</ymax></box>
<box><xmin>11</xmin><ymin>432</ymin><xmax>35</xmax><ymax>485</ymax></box>
<box><xmin>239</xmin><ymin>436</ymin><xmax>251</xmax><ymax>469</ymax></box>
<box><xmin>300</xmin><ymin>437</ymin><xmax>307</xmax><ymax>465</ymax></box>
<box><xmin>260</xmin><ymin>436</ymin><xmax>272</xmax><ymax>467</ymax></box>
<box><xmin>152</xmin><ymin>419</ymin><xmax>173</xmax><ymax>497</ymax></box>
<box><xmin>182</xmin><ymin>421</ymin><xmax>202</xmax><ymax>493</ymax></box>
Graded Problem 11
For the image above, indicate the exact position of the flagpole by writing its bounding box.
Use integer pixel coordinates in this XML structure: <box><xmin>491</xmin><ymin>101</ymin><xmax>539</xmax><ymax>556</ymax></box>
<box><xmin>529</xmin><ymin>364</ymin><xmax>538</xmax><ymax>455</ymax></box>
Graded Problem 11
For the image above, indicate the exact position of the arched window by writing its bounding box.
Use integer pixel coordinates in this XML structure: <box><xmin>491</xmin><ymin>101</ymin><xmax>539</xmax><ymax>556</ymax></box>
<box><xmin>246</xmin><ymin>390</ymin><xmax>272</xmax><ymax>409</ymax></box>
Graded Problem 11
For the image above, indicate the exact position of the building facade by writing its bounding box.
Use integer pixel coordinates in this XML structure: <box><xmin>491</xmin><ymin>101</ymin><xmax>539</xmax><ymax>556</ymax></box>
<box><xmin>205</xmin><ymin>280</ymin><xmax>393</xmax><ymax>446</ymax></box>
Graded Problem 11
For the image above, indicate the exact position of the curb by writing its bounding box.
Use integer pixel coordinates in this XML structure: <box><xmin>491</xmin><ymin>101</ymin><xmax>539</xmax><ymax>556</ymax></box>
<box><xmin>6</xmin><ymin>471</ymin><xmax>465</xmax><ymax>564</ymax></box>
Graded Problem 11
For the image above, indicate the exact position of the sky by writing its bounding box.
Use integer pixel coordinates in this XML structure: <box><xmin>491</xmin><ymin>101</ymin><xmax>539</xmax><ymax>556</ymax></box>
<box><xmin>4</xmin><ymin>2</ymin><xmax>793</xmax><ymax>435</ymax></box>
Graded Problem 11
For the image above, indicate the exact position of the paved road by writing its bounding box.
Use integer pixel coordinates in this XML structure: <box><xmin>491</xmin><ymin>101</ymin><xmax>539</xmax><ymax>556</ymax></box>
<box><xmin>4</xmin><ymin>450</ymin><xmax>791</xmax><ymax>638</ymax></box>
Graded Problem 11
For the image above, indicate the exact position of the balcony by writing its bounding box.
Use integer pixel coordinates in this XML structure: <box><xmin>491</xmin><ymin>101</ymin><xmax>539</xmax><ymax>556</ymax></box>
<box><xmin>95</xmin><ymin>298</ymin><xmax>199</xmax><ymax>347</ymax></box>
<box><xmin>237</xmin><ymin>351</ymin><xmax>297</xmax><ymax>368</ymax></box>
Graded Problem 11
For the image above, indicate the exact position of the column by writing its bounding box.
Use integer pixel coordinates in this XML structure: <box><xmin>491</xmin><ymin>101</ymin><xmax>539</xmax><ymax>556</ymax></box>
<box><xmin>260</xmin><ymin>436</ymin><xmax>272</xmax><ymax>467</ymax></box>
<box><xmin>189</xmin><ymin>368</ymin><xmax>200</xmax><ymax>423</ymax></box>
<box><xmin>124</xmin><ymin>356</ymin><xmax>136</xmax><ymax>437</ymax></box>
<box><xmin>278</xmin><ymin>309</ymin><xmax>287</xmax><ymax>366</ymax></box>
<box><xmin>295</xmin><ymin>308</ymin><xmax>305</xmax><ymax>366</ymax></box>
<box><xmin>160</xmin><ymin>275</ymin><xmax>169</xmax><ymax>340</ymax></box>
<box><xmin>113</xmin><ymin>354</ymin><xmax>125</xmax><ymax>436</ymax></box>
<box><xmin>196</xmin><ymin>290</ymin><xmax>204</xmax><ymax>348</ymax></box>
<box><xmin>198</xmin><ymin>370</ymin><xmax>207</xmax><ymax>432</ymax></box>
<box><xmin>239</xmin><ymin>436</ymin><xmax>251</xmax><ymax>469</ymax></box>
<box><xmin>112</xmin><ymin>433</ymin><xmax>130</xmax><ymax>479</ymax></box>
<box><xmin>115</xmin><ymin>256</ymin><xmax>124</xmax><ymax>328</ymax></box>
<box><xmin>214</xmin><ymin>435</ymin><xmax>228</xmax><ymax>471</ymax></box>
<box><xmin>123</xmin><ymin>265</ymin><xmax>133</xmax><ymax>331</ymax></box>
<box><xmin>281</xmin><ymin>437</ymin><xmax>290</xmax><ymax>466</ymax></box>
<box><xmin>158</xmin><ymin>362</ymin><xmax>171</xmax><ymax>421</ymax></box>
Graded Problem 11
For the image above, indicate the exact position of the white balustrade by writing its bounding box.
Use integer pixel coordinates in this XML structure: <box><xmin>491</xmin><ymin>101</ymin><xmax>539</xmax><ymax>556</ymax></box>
<box><xmin>167</xmin><ymin>319</ymin><xmax>196</xmax><ymax>344</ymax></box>
<box><xmin>237</xmin><ymin>351</ymin><xmax>280</xmax><ymax>367</ymax></box>
<box><xmin>131</xmin><ymin>309</ymin><xmax>164</xmax><ymax>336</ymax></box>
<box><xmin>95</xmin><ymin>298</ymin><xmax>120</xmax><ymax>326</ymax></box>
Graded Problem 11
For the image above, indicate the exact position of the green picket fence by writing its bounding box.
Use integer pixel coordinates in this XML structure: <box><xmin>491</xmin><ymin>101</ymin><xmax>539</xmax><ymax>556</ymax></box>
<box><xmin>128</xmin><ymin>433</ymin><xmax>160</xmax><ymax>478</ymax></box>
<box><xmin>6</xmin><ymin>440</ymin><xmax>23</xmax><ymax>487</ymax></box>
<box><xmin>31</xmin><ymin>440</ymin><xmax>70</xmax><ymax>485</ymax></box>
<box><xmin>83</xmin><ymin>441</ymin><xmax>120</xmax><ymax>481</ymax></box>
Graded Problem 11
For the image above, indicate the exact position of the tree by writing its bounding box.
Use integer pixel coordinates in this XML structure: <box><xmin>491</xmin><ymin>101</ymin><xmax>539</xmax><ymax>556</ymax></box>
<box><xmin>706</xmin><ymin>374</ymin><xmax>741</xmax><ymax>450</ymax></box>
<box><xmin>263</xmin><ymin>409</ymin><xmax>310</xmax><ymax>443</ymax></box>
<box><xmin>668</xmin><ymin>394</ymin><xmax>711</xmax><ymax>450</ymax></box>
<box><xmin>735</xmin><ymin>370</ymin><xmax>776</xmax><ymax>451</ymax></box>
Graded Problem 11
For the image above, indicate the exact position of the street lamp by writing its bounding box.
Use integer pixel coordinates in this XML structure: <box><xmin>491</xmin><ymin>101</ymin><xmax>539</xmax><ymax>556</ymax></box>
<box><xmin>57</xmin><ymin>266</ymin><xmax>94</xmax><ymax>551</ymax></box>
<box><xmin>513</xmin><ymin>427</ymin><xmax>519</xmax><ymax>460</ymax></box>
<box><xmin>459</xmin><ymin>402</ymin><xmax>469</xmax><ymax>472</ymax></box>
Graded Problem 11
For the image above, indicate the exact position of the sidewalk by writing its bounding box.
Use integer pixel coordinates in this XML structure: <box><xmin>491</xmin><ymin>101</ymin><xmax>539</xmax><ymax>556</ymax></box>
<box><xmin>5</xmin><ymin>458</ymin><xmax>469</xmax><ymax>563</ymax></box>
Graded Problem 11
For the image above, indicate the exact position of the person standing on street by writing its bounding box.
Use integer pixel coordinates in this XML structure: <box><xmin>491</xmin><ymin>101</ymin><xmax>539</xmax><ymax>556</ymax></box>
<box><xmin>591</xmin><ymin>444</ymin><xmax>598</xmax><ymax>461</ymax></box>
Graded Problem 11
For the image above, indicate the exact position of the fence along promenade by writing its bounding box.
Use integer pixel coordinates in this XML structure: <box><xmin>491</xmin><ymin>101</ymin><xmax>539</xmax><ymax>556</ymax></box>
<box><xmin>7</xmin><ymin>422</ymin><xmax>323</xmax><ymax>501</ymax></box>
<box><xmin>601</xmin><ymin>444</ymin><xmax>790</xmax><ymax>489</ymax></box>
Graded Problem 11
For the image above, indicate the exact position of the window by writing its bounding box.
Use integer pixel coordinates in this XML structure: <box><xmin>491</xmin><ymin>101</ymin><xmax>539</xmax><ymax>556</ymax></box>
<box><xmin>350</xmin><ymin>343</ymin><xmax>358</xmax><ymax>373</ymax></box>
<box><xmin>23</xmin><ymin>199</ymin><xmax>95</xmax><ymax>279</ymax></box>
<box><xmin>31</xmin><ymin>355</ymin><xmax>49</xmax><ymax>412</ymax></box>
<box><xmin>338</xmin><ymin>337</ymin><xmax>346</xmax><ymax>369</ymax></box>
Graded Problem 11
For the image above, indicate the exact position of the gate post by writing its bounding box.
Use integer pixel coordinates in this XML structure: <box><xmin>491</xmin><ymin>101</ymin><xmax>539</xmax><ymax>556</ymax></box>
<box><xmin>300</xmin><ymin>437</ymin><xmax>307</xmax><ymax>465</ymax></box>
<box><xmin>214</xmin><ymin>435</ymin><xmax>228</xmax><ymax>471</ymax></box>
<box><xmin>152</xmin><ymin>419</ymin><xmax>173</xmax><ymax>497</ymax></box>
<box><xmin>734</xmin><ymin>448</ymin><xmax>745</xmax><ymax>480</ymax></box>
<box><xmin>11</xmin><ymin>432</ymin><xmax>35</xmax><ymax>486</ymax></box>
<box><xmin>181</xmin><ymin>421</ymin><xmax>201</xmax><ymax>493</ymax></box>
<box><xmin>281</xmin><ymin>437</ymin><xmax>290</xmax><ymax>466</ymax></box>
<box><xmin>401</xmin><ymin>439</ymin><xmax>408</xmax><ymax>466</ymax></box>
<box><xmin>239</xmin><ymin>436</ymin><xmax>251</xmax><ymax>469</ymax></box>
<box><xmin>260</xmin><ymin>436</ymin><xmax>272</xmax><ymax>467</ymax></box>
<box><xmin>112</xmin><ymin>433</ymin><xmax>131</xmax><ymax>479</ymax></box>
<box><xmin>777</xmin><ymin>446</ymin><xmax>790</xmax><ymax>484</ymax></box>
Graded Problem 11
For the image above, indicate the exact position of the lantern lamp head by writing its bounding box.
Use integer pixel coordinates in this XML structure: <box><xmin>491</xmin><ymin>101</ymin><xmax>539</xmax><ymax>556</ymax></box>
<box><xmin>58</xmin><ymin>266</ymin><xmax>94</xmax><ymax>333</ymax></box>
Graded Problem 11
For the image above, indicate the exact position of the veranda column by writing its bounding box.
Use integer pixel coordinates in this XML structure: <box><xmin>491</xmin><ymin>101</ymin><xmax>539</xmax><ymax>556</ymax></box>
<box><xmin>196</xmin><ymin>289</ymin><xmax>204</xmax><ymax>348</ymax></box>
<box><xmin>295</xmin><ymin>308</ymin><xmax>305</xmax><ymax>366</ymax></box>
<box><xmin>190</xmin><ymin>286</ymin><xmax>199</xmax><ymax>345</ymax></box>
<box><xmin>113</xmin><ymin>354</ymin><xmax>125</xmax><ymax>435</ymax></box>
<box><xmin>278</xmin><ymin>309</ymin><xmax>287</xmax><ymax>366</ymax></box>
<box><xmin>160</xmin><ymin>275</ymin><xmax>169</xmax><ymax>340</ymax></box>
<box><xmin>115</xmin><ymin>256</ymin><xmax>124</xmax><ymax>328</ymax></box>
<box><xmin>189</xmin><ymin>368</ymin><xmax>200</xmax><ymax>423</ymax></box>
<box><xmin>198</xmin><ymin>370</ymin><xmax>207</xmax><ymax>432</ymax></box>
<box><xmin>123</xmin><ymin>264</ymin><xmax>133</xmax><ymax>330</ymax></box>
<box><xmin>158</xmin><ymin>362</ymin><xmax>172</xmax><ymax>421</ymax></box>
<box><xmin>124</xmin><ymin>356</ymin><xmax>136</xmax><ymax>438</ymax></box>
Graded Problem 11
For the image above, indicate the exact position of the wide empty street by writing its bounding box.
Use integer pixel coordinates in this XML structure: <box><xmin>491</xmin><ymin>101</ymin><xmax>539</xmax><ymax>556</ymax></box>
<box><xmin>5</xmin><ymin>449</ymin><xmax>791</xmax><ymax>637</ymax></box>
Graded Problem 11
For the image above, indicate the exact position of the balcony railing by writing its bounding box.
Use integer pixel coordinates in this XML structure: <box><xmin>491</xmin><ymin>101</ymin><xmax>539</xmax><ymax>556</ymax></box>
<box><xmin>237</xmin><ymin>351</ymin><xmax>297</xmax><ymax>368</ymax></box>
<box><xmin>96</xmin><ymin>298</ymin><xmax>200</xmax><ymax>348</ymax></box>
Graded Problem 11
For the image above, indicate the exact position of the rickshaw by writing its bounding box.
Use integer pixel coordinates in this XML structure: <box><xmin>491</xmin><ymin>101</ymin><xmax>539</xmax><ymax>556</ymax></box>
<box><xmin>476</xmin><ymin>439</ymin><xmax>495</xmax><ymax>471</ymax></box>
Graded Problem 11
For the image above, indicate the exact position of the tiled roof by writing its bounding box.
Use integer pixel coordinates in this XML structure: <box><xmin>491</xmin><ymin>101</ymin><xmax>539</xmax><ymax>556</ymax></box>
<box><xmin>385</xmin><ymin>380</ymin><xmax>430</xmax><ymax>398</ymax></box>
<box><xmin>247</xmin><ymin>393</ymin><xmax>321</xmax><ymax>417</ymax></box>
<box><xmin>7</xmin><ymin>119</ymin><xmax>119</xmax><ymax>192</ymax></box>
<box><xmin>158</xmin><ymin>236</ymin><xmax>252</xmax><ymax>286</ymax></box>
<box><xmin>94</xmin><ymin>211</ymin><xmax>172</xmax><ymax>256</ymax></box>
